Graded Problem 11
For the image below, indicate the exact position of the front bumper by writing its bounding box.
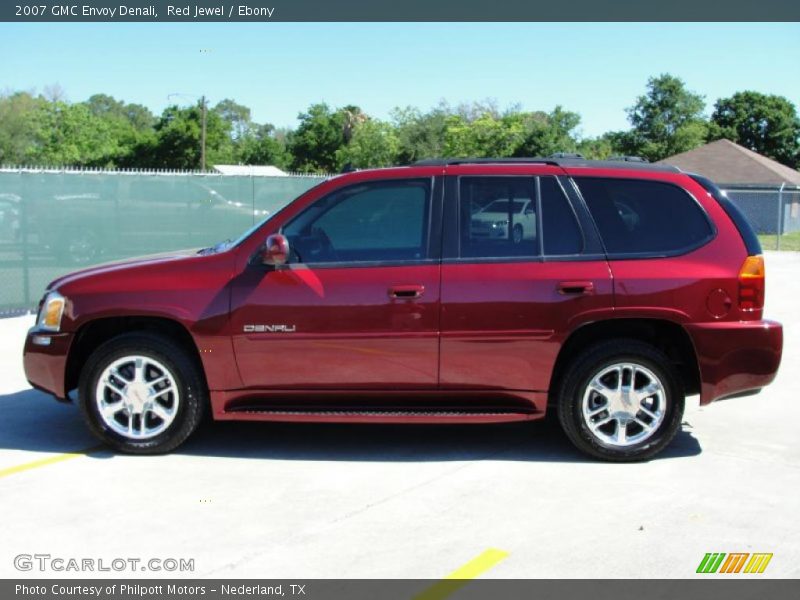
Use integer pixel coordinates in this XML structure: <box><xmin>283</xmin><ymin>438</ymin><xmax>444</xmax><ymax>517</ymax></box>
<box><xmin>685</xmin><ymin>319</ymin><xmax>783</xmax><ymax>405</ymax></box>
<box><xmin>23</xmin><ymin>327</ymin><xmax>73</xmax><ymax>400</ymax></box>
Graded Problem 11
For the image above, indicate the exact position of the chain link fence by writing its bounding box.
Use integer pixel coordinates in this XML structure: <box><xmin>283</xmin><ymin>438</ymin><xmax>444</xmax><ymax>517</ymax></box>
<box><xmin>1</xmin><ymin>168</ymin><xmax>798</xmax><ymax>312</ymax></box>
<box><xmin>0</xmin><ymin>167</ymin><xmax>327</xmax><ymax>313</ymax></box>
<box><xmin>721</xmin><ymin>183</ymin><xmax>800</xmax><ymax>249</ymax></box>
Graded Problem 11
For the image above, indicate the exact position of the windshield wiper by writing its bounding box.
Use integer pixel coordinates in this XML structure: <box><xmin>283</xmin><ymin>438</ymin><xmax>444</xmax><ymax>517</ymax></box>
<box><xmin>198</xmin><ymin>239</ymin><xmax>232</xmax><ymax>255</ymax></box>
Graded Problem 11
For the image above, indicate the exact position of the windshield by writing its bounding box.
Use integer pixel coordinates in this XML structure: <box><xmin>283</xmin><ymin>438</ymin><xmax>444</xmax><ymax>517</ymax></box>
<box><xmin>483</xmin><ymin>199</ymin><xmax>528</xmax><ymax>214</ymax></box>
<box><xmin>197</xmin><ymin>212</ymin><xmax>277</xmax><ymax>255</ymax></box>
<box><xmin>197</xmin><ymin>179</ymin><xmax>331</xmax><ymax>255</ymax></box>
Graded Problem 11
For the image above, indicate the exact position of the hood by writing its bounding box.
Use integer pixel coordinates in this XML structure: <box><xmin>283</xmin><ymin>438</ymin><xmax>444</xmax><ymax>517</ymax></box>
<box><xmin>472</xmin><ymin>211</ymin><xmax>515</xmax><ymax>221</ymax></box>
<box><xmin>46</xmin><ymin>247</ymin><xmax>205</xmax><ymax>291</ymax></box>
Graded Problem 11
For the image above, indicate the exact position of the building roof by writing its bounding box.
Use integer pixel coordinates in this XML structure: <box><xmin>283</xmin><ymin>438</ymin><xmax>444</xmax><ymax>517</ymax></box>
<box><xmin>213</xmin><ymin>165</ymin><xmax>288</xmax><ymax>177</ymax></box>
<box><xmin>658</xmin><ymin>139</ymin><xmax>800</xmax><ymax>187</ymax></box>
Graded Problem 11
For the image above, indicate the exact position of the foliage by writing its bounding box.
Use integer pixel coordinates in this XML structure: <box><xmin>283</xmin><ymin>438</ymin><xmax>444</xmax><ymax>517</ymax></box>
<box><xmin>440</xmin><ymin>106</ymin><xmax>581</xmax><ymax>159</ymax></box>
<box><xmin>336</xmin><ymin>118</ymin><xmax>399</xmax><ymax>169</ymax></box>
<box><xmin>709</xmin><ymin>91</ymin><xmax>800</xmax><ymax>168</ymax></box>
<box><xmin>391</xmin><ymin>105</ymin><xmax>449</xmax><ymax>164</ymax></box>
<box><xmin>758</xmin><ymin>231</ymin><xmax>800</xmax><ymax>252</ymax></box>
<box><xmin>577</xmin><ymin>134</ymin><xmax>618</xmax><ymax>160</ymax></box>
<box><xmin>614</xmin><ymin>74</ymin><xmax>708</xmax><ymax>161</ymax></box>
<box><xmin>287</xmin><ymin>103</ymin><xmax>364</xmax><ymax>172</ymax></box>
<box><xmin>130</xmin><ymin>103</ymin><xmax>233</xmax><ymax>169</ymax></box>
<box><xmin>1</xmin><ymin>76</ymin><xmax>798</xmax><ymax>173</ymax></box>
<box><xmin>236</xmin><ymin>123</ymin><xmax>291</xmax><ymax>169</ymax></box>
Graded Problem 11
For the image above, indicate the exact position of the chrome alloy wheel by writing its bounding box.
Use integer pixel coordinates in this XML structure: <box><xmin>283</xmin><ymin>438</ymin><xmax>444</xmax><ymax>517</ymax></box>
<box><xmin>581</xmin><ymin>362</ymin><xmax>666</xmax><ymax>447</ymax></box>
<box><xmin>95</xmin><ymin>355</ymin><xmax>180</xmax><ymax>440</ymax></box>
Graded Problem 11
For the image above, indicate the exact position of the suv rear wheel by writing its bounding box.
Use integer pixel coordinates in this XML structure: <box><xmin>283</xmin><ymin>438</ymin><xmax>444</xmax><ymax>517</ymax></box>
<box><xmin>557</xmin><ymin>339</ymin><xmax>684</xmax><ymax>461</ymax></box>
<box><xmin>78</xmin><ymin>333</ymin><xmax>206</xmax><ymax>454</ymax></box>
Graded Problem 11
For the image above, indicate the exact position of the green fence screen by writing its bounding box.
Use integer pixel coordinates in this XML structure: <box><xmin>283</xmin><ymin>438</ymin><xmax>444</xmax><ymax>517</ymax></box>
<box><xmin>0</xmin><ymin>169</ymin><xmax>327</xmax><ymax>311</ymax></box>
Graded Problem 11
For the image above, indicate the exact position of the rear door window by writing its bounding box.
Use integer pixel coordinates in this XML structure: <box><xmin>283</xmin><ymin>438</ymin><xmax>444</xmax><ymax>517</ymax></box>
<box><xmin>459</xmin><ymin>177</ymin><xmax>539</xmax><ymax>258</ymax></box>
<box><xmin>573</xmin><ymin>177</ymin><xmax>713</xmax><ymax>256</ymax></box>
<box><xmin>541</xmin><ymin>176</ymin><xmax>583</xmax><ymax>255</ymax></box>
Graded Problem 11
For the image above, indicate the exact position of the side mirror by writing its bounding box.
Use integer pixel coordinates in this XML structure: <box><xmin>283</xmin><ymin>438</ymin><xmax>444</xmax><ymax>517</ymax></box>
<box><xmin>261</xmin><ymin>233</ymin><xmax>290</xmax><ymax>267</ymax></box>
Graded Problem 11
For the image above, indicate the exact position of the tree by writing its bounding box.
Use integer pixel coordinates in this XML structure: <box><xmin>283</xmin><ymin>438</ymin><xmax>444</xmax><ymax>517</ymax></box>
<box><xmin>214</xmin><ymin>98</ymin><xmax>253</xmax><ymax>140</ymax></box>
<box><xmin>140</xmin><ymin>102</ymin><xmax>233</xmax><ymax>169</ymax></box>
<box><xmin>83</xmin><ymin>94</ymin><xmax>155</xmax><ymax>166</ymax></box>
<box><xmin>617</xmin><ymin>74</ymin><xmax>707</xmax><ymax>161</ymax></box>
<box><xmin>85</xmin><ymin>93</ymin><xmax>154</xmax><ymax>131</ymax></box>
<box><xmin>288</xmin><ymin>103</ymin><xmax>361</xmax><ymax>172</ymax></box>
<box><xmin>577</xmin><ymin>134</ymin><xmax>619</xmax><ymax>160</ymax></box>
<box><xmin>0</xmin><ymin>94</ymin><xmax>123</xmax><ymax>167</ymax></box>
<box><xmin>336</xmin><ymin>119</ymin><xmax>399</xmax><ymax>168</ymax></box>
<box><xmin>391</xmin><ymin>104</ymin><xmax>449</xmax><ymax>164</ymax></box>
<box><xmin>236</xmin><ymin>123</ymin><xmax>290</xmax><ymax>168</ymax></box>
<box><xmin>443</xmin><ymin>111</ymin><xmax>524</xmax><ymax>158</ymax></box>
<box><xmin>0</xmin><ymin>91</ymin><xmax>43</xmax><ymax>164</ymax></box>
<box><xmin>513</xmin><ymin>107</ymin><xmax>581</xmax><ymax>157</ymax></box>
<box><xmin>439</xmin><ymin>105</ymin><xmax>581</xmax><ymax>159</ymax></box>
<box><xmin>36</xmin><ymin>101</ymin><xmax>123</xmax><ymax>166</ymax></box>
<box><xmin>709</xmin><ymin>91</ymin><xmax>800</xmax><ymax>168</ymax></box>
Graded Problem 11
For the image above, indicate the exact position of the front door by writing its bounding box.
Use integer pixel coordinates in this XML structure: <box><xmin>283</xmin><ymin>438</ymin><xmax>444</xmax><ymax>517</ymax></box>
<box><xmin>230</xmin><ymin>177</ymin><xmax>441</xmax><ymax>390</ymax></box>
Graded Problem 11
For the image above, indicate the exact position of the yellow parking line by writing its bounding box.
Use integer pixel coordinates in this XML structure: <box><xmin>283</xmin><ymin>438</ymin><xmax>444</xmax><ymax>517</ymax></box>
<box><xmin>0</xmin><ymin>445</ymin><xmax>105</xmax><ymax>479</ymax></box>
<box><xmin>413</xmin><ymin>548</ymin><xmax>509</xmax><ymax>600</ymax></box>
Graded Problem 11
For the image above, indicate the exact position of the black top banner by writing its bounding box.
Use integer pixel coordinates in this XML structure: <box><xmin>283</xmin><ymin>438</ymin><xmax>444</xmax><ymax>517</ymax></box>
<box><xmin>3</xmin><ymin>0</ymin><xmax>800</xmax><ymax>22</ymax></box>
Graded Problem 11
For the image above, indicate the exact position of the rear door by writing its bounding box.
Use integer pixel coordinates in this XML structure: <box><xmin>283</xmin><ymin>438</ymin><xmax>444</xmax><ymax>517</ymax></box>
<box><xmin>569</xmin><ymin>174</ymin><xmax>720</xmax><ymax>318</ymax></box>
<box><xmin>439</xmin><ymin>165</ymin><xmax>613</xmax><ymax>394</ymax></box>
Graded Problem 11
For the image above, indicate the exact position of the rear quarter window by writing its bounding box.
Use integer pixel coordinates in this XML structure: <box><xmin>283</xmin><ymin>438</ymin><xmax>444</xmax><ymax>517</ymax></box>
<box><xmin>573</xmin><ymin>177</ymin><xmax>714</xmax><ymax>256</ymax></box>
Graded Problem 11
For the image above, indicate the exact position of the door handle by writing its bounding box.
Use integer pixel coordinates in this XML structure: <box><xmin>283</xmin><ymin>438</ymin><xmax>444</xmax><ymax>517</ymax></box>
<box><xmin>557</xmin><ymin>281</ymin><xmax>595</xmax><ymax>295</ymax></box>
<box><xmin>389</xmin><ymin>284</ymin><xmax>425</xmax><ymax>299</ymax></box>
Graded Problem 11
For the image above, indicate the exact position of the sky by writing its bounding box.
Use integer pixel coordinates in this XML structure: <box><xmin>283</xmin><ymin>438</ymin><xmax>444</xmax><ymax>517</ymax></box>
<box><xmin>1</xmin><ymin>22</ymin><xmax>798</xmax><ymax>138</ymax></box>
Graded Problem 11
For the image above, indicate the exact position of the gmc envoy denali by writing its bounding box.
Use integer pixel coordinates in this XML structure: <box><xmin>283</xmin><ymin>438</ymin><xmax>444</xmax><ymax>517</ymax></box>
<box><xmin>24</xmin><ymin>157</ymin><xmax>783</xmax><ymax>461</ymax></box>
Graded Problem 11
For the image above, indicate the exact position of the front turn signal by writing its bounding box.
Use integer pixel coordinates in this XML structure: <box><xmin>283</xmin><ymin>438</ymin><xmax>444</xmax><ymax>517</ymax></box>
<box><xmin>39</xmin><ymin>292</ymin><xmax>66</xmax><ymax>332</ymax></box>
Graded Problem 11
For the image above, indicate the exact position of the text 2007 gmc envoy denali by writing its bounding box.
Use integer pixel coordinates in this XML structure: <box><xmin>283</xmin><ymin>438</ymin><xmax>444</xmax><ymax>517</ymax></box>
<box><xmin>24</xmin><ymin>157</ymin><xmax>783</xmax><ymax>461</ymax></box>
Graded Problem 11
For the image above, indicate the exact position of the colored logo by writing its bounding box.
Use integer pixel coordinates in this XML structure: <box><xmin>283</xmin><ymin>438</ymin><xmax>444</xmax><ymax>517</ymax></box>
<box><xmin>697</xmin><ymin>553</ymin><xmax>773</xmax><ymax>574</ymax></box>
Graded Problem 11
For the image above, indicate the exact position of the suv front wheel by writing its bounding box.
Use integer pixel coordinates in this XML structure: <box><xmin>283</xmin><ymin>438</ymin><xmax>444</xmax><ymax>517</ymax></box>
<box><xmin>557</xmin><ymin>339</ymin><xmax>685</xmax><ymax>461</ymax></box>
<box><xmin>78</xmin><ymin>333</ymin><xmax>207</xmax><ymax>454</ymax></box>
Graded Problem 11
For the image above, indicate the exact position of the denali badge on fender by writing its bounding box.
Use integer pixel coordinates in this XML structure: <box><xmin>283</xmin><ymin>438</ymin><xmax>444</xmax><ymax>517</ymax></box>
<box><xmin>243</xmin><ymin>325</ymin><xmax>297</xmax><ymax>333</ymax></box>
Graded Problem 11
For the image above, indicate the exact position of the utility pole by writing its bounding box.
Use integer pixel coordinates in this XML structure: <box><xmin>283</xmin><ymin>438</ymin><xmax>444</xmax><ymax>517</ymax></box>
<box><xmin>200</xmin><ymin>95</ymin><xmax>207</xmax><ymax>171</ymax></box>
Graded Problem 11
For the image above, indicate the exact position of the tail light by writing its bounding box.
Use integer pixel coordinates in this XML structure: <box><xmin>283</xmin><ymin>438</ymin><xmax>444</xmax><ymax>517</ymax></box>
<box><xmin>738</xmin><ymin>255</ymin><xmax>765</xmax><ymax>312</ymax></box>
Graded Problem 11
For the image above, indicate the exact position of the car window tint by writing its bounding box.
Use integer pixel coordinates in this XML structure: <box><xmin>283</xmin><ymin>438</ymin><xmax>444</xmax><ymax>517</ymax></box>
<box><xmin>574</xmin><ymin>177</ymin><xmax>713</xmax><ymax>255</ymax></box>
<box><xmin>540</xmin><ymin>177</ymin><xmax>583</xmax><ymax>255</ymax></box>
<box><xmin>283</xmin><ymin>179</ymin><xmax>430</xmax><ymax>264</ymax></box>
<box><xmin>459</xmin><ymin>177</ymin><xmax>539</xmax><ymax>258</ymax></box>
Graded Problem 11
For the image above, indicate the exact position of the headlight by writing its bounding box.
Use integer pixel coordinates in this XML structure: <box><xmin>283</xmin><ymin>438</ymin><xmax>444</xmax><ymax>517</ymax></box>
<box><xmin>38</xmin><ymin>291</ymin><xmax>66</xmax><ymax>332</ymax></box>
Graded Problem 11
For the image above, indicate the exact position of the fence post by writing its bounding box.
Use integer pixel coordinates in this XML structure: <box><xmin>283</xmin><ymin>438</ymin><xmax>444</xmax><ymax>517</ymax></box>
<box><xmin>776</xmin><ymin>182</ymin><xmax>785</xmax><ymax>251</ymax></box>
<box><xmin>20</xmin><ymin>173</ymin><xmax>31</xmax><ymax>307</ymax></box>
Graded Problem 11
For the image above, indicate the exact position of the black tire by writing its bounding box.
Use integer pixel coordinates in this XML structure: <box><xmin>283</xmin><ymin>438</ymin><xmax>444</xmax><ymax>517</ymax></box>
<box><xmin>512</xmin><ymin>223</ymin><xmax>523</xmax><ymax>244</ymax></box>
<box><xmin>78</xmin><ymin>332</ymin><xmax>207</xmax><ymax>454</ymax></box>
<box><xmin>557</xmin><ymin>339</ymin><xmax>684</xmax><ymax>462</ymax></box>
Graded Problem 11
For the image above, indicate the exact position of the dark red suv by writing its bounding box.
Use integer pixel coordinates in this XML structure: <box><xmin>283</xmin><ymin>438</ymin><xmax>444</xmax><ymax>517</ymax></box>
<box><xmin>23</xmin><ymin>157</ymin><xmax>783</xmax><ymax>461</ymax></box>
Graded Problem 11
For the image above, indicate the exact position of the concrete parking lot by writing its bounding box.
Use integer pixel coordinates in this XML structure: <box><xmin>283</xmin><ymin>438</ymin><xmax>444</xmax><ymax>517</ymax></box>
<box><xmin>1</xmin><ymin>251</ymin><xmax>798</xmax><ymax>580</ymax></box>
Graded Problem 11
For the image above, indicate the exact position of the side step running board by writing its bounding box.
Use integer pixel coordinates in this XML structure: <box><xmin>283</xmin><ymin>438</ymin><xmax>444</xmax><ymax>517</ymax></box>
<box><xmin>217</xmin><ymin>409</ymin><xmax>540</xmax><ymax>424</ymax></box>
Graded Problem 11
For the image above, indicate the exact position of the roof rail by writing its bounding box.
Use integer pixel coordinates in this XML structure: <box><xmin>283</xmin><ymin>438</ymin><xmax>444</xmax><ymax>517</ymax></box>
<box><xmin>411</xmin><ymin>157</ymin><xmax>560</xmax><ymax>167</ymax></box>
<box><xmin>410</xmin><ymin>156</ymin><xmax>680</xmax><ymax>172</ymax></box>
<box><xmin>608</xmin><ymin>155</ymin><xmax>649</xmax><ymax>163</ymax></box>
<box><xmin>548</xmin><ymin>152</ymin><xmax>585</xmax><ymax>159</ymax></box>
